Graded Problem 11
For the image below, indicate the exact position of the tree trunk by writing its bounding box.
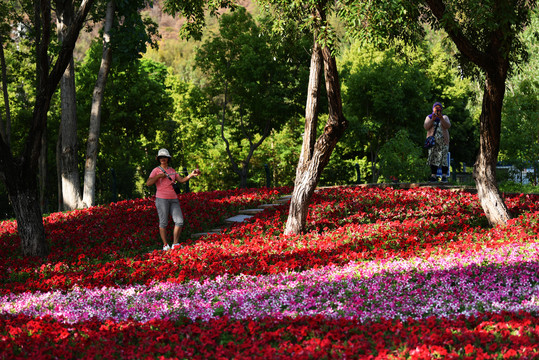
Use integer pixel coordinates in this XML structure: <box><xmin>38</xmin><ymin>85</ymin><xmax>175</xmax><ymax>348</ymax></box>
<box><xmin>56</xmin><ymin>130</ymin><xmax>63</xmax><ymax>211</ymax></box>
<box><xmin>5</xmin><ymin>165</ymin><xmax>49</xmax><ymax>257</ymax></box>
<box><xmin>285</xmin><ymin>40</ymin><xmax>322</xmax><ymax>234</ymax></box>
<box><xmin>296</xmin><ymin>41</ymin><xmax>321</xmax><ymax>176</ymax></box>
<box><xmin>240</xmin><ymin>164</ymin><xmax>248</xmax><ymax>188</ymax></box>
<box><xmin>284</xmin><ymin>34</ymin><xmax>348</xmax><ymax>235</ymax></box>
<box><xmin>82</xmin><ymin>0</ymin><xmax>114</xmax><ymax>208</ymax></box>
<box><xmin>59</xmin><ymin>57</ymin><xmax>83</xmax><ymax>210</ymax></box>
<box><xmin>473</xmin><ymin>70</ymin><xmax>511</xmax><ymax>226</ymax></box>
<box><xmin>38</xmin><ymin>125</ymin><xmax>48</xmax><ymax>213</ymax></box>
<box><xmin>57</xmin><ymin>0</ymin><xmax>83</xmax><ymax>211</ymax></box>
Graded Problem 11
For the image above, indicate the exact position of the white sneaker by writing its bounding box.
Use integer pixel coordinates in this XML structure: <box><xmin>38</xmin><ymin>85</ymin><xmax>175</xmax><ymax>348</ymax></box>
<box><xmin>163</xmin><ymin>244</ymin><xmax>170</xmax><ymax>251</ymax></box>
<box><xmin>172</xmin><ymin>243</ymin><xmax>182</xmax><ymax>250</ymax></box>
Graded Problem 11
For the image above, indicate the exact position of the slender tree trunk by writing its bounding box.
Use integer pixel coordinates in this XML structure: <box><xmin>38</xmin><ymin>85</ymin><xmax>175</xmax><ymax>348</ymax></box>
<box><xmin>0</xmin><ymin>36</ymin><xmax>11</xmax><ymax>145</ymax></box>
<box><xmin>473</xmin><ymin>70</ymin><xmax>511</xmax><ymax>226</ymax></box>
<box><xmin>38</xmin><ymin>125</ymin><xmax>47</xmax><ymax>213</ymax></box>
<box><xmin>285</xmin><ymin>40</ymin><xmax>322</xmax><ymax>234</ymax></box>
<box><xmin>82</xmin><ymin>0</ymin><xmax>114</xmax><ymax>208</ymax></box>
<box><xmin>59</xmin><ymin>57</ymin><xmax>82</xmax><ymax>210</ymax></box>
<box><xmin>57</xmin><ymin>0</ymin><xmax>83</xmax><ymax>210</ymax></box>
<box><xmin>285</xmin><ymin>32</ymin><xmax>348</xmax><ymax>235</ymax></box>
<box><xmin>296</xmin><ymin>41</ymin><xmax>321</xmax><ymax>176</ymax></box>
<box><xmin>56</xmin><ymin>131</ymin><xmax>63</xmax><ymax>211</ymax></box>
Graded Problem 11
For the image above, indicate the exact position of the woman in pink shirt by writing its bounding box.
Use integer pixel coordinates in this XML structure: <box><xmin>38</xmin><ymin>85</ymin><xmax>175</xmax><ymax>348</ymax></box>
<box><xmin>146</xmin><ymin>149</ymin><xmax>200</xmax><ymax>251</ymax></box>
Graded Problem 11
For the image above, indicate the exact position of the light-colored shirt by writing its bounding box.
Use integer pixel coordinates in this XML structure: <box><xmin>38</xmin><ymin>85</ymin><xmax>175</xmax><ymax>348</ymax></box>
<box><xmin>424</xmin><ymin>114</ymin><xmax>451</xmax><ymax>145</ymax></box>
<box><xmin>150</xmin><ymin>167</ymin><xmax>180</xmax><ymax>199</ymax></box>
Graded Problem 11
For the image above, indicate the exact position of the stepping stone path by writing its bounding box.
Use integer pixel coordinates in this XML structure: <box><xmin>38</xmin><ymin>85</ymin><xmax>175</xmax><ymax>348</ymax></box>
<box><xmin>190</xmin><ymin>195</ymin><xmax>291</xmax><ymax>239</ymax></box>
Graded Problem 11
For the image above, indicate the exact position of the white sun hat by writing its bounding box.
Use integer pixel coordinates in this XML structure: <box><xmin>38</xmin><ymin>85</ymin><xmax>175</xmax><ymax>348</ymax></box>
<box><xmin>156</xmin><ymin>148</ymin><xmax>171</xmax><ymax>161</ymax></box>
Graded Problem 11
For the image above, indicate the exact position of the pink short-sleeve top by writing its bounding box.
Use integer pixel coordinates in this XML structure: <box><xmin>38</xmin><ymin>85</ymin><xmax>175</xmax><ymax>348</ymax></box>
<box><xmin>150</xmin><ymin>167</ymin><xmax>180</xmax><ymax>199</ymax></box>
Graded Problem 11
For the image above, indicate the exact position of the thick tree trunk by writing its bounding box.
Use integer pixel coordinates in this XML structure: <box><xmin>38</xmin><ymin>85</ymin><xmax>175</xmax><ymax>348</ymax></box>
<box><xmin>82</xmin><ymin>0</ymin><xmax>114</xmax><ymax>208</ymax></box>
<box><xmin>1</xmin><ymin>126</ymin><xmax>49</xmax><ymax>258</ymax></box>
<box><xmin>473</xmin><ymin>71</ymin><xmax>511</xmax><ymax>226</ymax></box>
<box><xmin>285</xmin><ymin>36</ymin><xmax>348</xmax><ymax>235</ymax></box>
<box><xmin>285</xmin><ymin>40</ymin><xmax>322</xmax><ymax>234</ymax></box>
<box><xmin>57</xmin><ymin>2</ymin><xmax>83</xmax><ymax>210</ymax></box>
<box><xmin>6</xmin><ymin>166</ymin><xmax>49</xmax><ymax>257</ymax></box>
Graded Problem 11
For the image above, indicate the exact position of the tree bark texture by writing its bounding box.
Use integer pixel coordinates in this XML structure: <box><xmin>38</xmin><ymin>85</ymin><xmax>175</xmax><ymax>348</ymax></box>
<box><xmin>284</xmin><ymin>37</ymin><xmax>348</xmax><ymax>235</ymax></box>
<box><xmin>56</xmin><ymin>131</ymin><xmax>63</xmax><ymax>211</ymax></box>
<box><xmin>59</xmin><ymin>57</ymin><xmax>83</xmax><ymax>210</ymax></box>
<box><xmin>83</xmin><ymin>0</ymin><xmax>114</xmax><ymax>208</ymax></box>
<box><xmin>284</xmin><ymin>40</ymin><xmax>322</xmax><ymax>235</ymax></box>
<box><xmin>57</xmin><ymin>0</ymin><xmax>83</xmax><ymax>210</ymax></box>
<box><xmin>296</xmin><ymin>40</ymin><xmax>322</xmax><ymax>177</ymax></box>
<box><xmin>5</xmin><ymin>163</ymin><xmax>49</xmax><ymax>257</ymax></box>
<box><xmin>39</xmin><ymin>125</ymin><xmax>48</xmax><ymax>213</ymax></box>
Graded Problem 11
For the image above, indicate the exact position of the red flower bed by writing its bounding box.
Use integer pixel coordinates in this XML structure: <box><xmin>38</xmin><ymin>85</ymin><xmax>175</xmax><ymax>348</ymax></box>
<box><xmin>1</xmin><ymin>187</ymin><xmax>538</xmax><ymax>294</ymax></box>
<box><xmin>1</xmin><ymin>185</ymin><xmax>539</xmax><ymax>358</ymax></box>
<box><xmin>1</xmin><ymin>311</ymin><xmax>538</xmax><ymax>359</ymax></box>
<box><xmin>0</xmin><ymin>187</ymin><xmax>290</xmax><ymax>294</ymax></box>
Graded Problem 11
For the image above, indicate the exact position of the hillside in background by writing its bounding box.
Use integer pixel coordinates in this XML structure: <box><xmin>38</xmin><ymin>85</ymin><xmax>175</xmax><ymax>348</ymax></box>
<box><xmin>73</xmin><ymin>0</ymin><xmax>256</xmax><ymax>66</ymax></box>
<box><xmin>142</xmin><ymin>0</ymin><xmax>257</xmax><ymax>75</ymax></box>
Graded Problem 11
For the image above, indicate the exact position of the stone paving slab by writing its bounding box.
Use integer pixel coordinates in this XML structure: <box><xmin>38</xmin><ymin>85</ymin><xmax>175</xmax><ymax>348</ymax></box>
<box><xmin>225</xmin><ymin>214</ymin><xmax>253</xmax><ymax>223</ymax></box>
<box><xmin>239</xmin><ymin>208</ymin><xmax>264</xmax><ymax>215</ymax></box>
<box><xmin>258</xmin><ymin>203</ymin><xmax>281</xmax><ymax>208</ymax></box>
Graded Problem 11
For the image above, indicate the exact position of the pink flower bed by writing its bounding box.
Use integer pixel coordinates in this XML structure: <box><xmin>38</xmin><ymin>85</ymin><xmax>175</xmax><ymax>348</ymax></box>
<box><xmin>1</xmin><ymin>186</ymin><xmax>539</xmax><ymax>358</ymax></box>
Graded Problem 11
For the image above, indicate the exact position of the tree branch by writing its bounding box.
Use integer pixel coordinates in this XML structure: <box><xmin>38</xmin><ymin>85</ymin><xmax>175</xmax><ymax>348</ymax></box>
<box><xmin>424</xmin><ymin>0</ymin><xmax>491</xmax><ymax>69</ymax></box>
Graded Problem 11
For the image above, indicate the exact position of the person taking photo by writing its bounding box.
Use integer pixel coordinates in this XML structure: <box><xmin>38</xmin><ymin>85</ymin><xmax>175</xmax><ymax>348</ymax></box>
<box><xmin>146</xmin><ymin>148</ymin><xmax>201</xmax><ymax>251</ymax></box>
<box><xmin>424</xmin><ymin>102</ymin><xmax>451</xmax><ymax>182</ymax></box>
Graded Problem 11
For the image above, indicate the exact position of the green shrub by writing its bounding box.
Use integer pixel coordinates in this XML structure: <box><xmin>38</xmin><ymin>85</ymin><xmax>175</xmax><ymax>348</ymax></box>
<box><xmin>378</xmin><ymin>130</ymin><xmax>429</xmax><ymax>183</ymax></box>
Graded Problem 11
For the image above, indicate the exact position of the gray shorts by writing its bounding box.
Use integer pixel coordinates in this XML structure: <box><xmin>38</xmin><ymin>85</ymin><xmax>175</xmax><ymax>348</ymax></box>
<box><xmin>155</xmin><ymin>197</ymin><xmax>184</xmax><ymax>228</ymax></box>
